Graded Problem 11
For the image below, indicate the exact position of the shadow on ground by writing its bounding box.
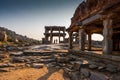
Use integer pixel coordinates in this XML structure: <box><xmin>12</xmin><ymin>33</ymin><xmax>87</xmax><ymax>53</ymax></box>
<box><xmin>37</xmin><ymin>66</ymin><xmax>70</xmax><ymax>80</ymax></box>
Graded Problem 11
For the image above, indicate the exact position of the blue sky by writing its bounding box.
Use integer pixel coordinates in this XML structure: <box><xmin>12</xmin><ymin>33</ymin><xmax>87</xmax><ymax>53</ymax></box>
<box><xmin>0</xmin><ymin>0</ymin><xmax>103</xmax><ymax>41</ymax></box>
<box><xmin>0</xmin><ymin>0</ymin><xmax>83</xmax><ymax>40</ymax></box>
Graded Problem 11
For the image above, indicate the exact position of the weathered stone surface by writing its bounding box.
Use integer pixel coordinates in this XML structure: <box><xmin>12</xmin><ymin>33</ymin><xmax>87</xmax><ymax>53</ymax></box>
<box><xmin>106</xmin><ymin>64</ymin><xmax>117</xmax><ymax>72</ymax></box>
<box><xmin>0</xmin><ymin>68</ymin><xmax>9</xmax><ymax>72</ymax></box>
<box><xmin>80</xmin><ymin>68</ymin><xmax>90</xmax><ymax>77</ymax></box>
<box><xmin>10</xmin><ymin>57</ymin><xmax>24</xmax><ymax>63</ymax></box>
<box><xmin>40</xmin><ymin>59</ymin><xmax>55</xmax><ymax>63</ymax></box>
<box><xmin>74</xmin><ymin>61</ymin><xmax>89</xmax><ymax>70</ymax></box>
<box><xmin>6</xmin><ymin>46</ymin><xmax>19</xmax><ymax>51</ymax></box>
<box><xmin>31</xmin><ymin>63</ymin><xmax>44</xmax><ymax>69</ymax></box>
<box><xmin>24</xmin><ymin>59</ymin><xmax>31</xmax><ymax>62</ymax></box>
<box><xmin>67</xmin><ymin>55</ymin><xmax>77</xmax><ymax>61</ymax></box>
<box><xmin>112</xmin><ymin>56</ymin><xmax>120</xmax><ymax>62</ymax></box>
<box><xmin>98</xmin><ymin>66</ymin><xmax>106</xmax><ymax>71</ymax></box>
<box><xmin>0</xmin><ymin>54</ymin><xmax>7</xmax><ymax>59</ymax></box>
<box><xmin>90</xmin><ymin>72</ymin><xmax>108</xmax><ymax>80</ymax></box>
<box><xmin>56</xmin><ymin>57</ymin><xmax>69</xmax><ymax>63</ymax></box>
<box><xmin>111</xmin><ymin>73</ymin><xmax>120</xmax><ymax>80</ymax></box>
<box><xmin>0</xmin><ymin>63</ymin><xmax>8</xmax><ymax>68</ymax></box>
<box><xmin>9</xmin><ymin>52</ymin><xmax>23</xmax><ymax>56</ymax></box>
<box><xmin>70</xmin><ymin>71</ymin><xmax>80</xmax><ymax>80</ymax></box>
<box><xmin>74</xmin><ymin>61</ymin><xmax>83</xmax><ymax>70</ymax></box>
<box><xmin>7</xmin><ymin>63</ymin><xmax>15</xmax><ymax>67</ymax></box>
<box><xmin>25</xmin><ymin>64</ymin><xmax>31</xmax><ymax>67</ymax></box>
<box><xmin>89</xmin><ymin>64</ymin><xmax>98</xmax><ymax>69</ymax></box>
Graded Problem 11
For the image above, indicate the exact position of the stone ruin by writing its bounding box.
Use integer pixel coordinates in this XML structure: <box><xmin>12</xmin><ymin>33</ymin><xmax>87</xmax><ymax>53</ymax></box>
<box><xmin>67</xmin><ymin>0</ymin><xmax>120</xmax><ymax>54</ymax></box>
<box><xmin>65</xmin><ymin>0</ymin><xmax>120</xmax><ymax>79</ymax></box>
<box><xmin>0</xmin><ymin>0</ymin><xmax>120</xmax><ymax>80</ymax></box>
<box><xmin>42</xmin><ymin>26</ymin><xmax>67</xmax><ymax>44</ymax></box>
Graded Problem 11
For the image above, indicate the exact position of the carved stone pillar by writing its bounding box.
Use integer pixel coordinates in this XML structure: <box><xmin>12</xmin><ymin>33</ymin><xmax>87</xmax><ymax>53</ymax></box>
<box><xmin>75</xmin><ymin>33</ymin><xmax>78</xmax><ymax>43</ymax></box>
<box><xmin>88</xmin><ymin>33</ymin><xmax>92</xmax><ymax>51</ymax></box>
<box><xmin>69</xmin><ymin>32</ymin><xmax>73</xmax><ymax>49</ymax></box>
<box><xmin>79</xmin><ymin>28</ymin><xmax>86</xmax><ymax>51</ymax></box>
<box><xmin>103</xmin><ymin>16</ymin><xmax>113</xmax><ymax>54</ymax></box>
<box><xmin>50</xmin><ymin>28</ymin><xmax>53</xmax><ymax>43</ymax></box>
<box><xmin>59</xmin><ymin>27</ymin><xmax>60</xmax><ymax>43</ymax></box>
<box><xmin>63</xmin><ymin>29</ymin><xmax>65</xmax><ymax>42</ymax></box>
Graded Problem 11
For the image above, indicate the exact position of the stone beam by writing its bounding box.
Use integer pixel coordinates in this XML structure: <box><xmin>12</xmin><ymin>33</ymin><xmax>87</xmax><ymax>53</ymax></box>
<box><xmin>82</xmin><ymin>14</ymin><xmax>101</xmax><ymax>26</ymax></box>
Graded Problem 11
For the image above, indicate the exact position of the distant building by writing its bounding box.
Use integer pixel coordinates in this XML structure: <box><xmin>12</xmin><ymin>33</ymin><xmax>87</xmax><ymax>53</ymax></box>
<box><xmin>42</xmin><ymin>26</ymin><xmax>67</xmax><ymax>44</ymax></box>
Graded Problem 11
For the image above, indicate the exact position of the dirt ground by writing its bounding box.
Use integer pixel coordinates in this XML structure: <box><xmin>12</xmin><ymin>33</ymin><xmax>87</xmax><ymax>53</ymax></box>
<box><xmin>1</xmin><ymin>44</ymin><xmax>119</xmax><ymax>80</ymax></box>
<box><xmin>0</xmin><ymin>66</ymin><xmax>70</xmax><ymax>80</ymax></box>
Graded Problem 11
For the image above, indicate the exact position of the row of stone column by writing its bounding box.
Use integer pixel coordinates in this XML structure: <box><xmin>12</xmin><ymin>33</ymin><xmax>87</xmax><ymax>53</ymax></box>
<box><xmin>68</xmin><ymin>16</ymin><xmax>113</xmax><ymax>54</ymax></box>
<box><xmin>68</xmin><ymin>29</ymin><xmax>91</xmax><ymax>51</ymax></box>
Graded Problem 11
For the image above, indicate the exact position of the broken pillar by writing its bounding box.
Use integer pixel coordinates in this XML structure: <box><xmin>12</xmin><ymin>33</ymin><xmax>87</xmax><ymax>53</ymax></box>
<box><xmin>88</xmin><ymin>32</ymin><xmax>92</xmax><ymax>51</ymax></box>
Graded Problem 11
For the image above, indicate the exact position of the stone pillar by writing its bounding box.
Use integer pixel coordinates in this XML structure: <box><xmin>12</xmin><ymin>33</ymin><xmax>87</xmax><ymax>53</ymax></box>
<box><xmin>69</xmin><ymin>32</ymin><xmax>73</xmax><ymax>49</ymax></box>
<box><xmin>50</xmin><ymin>28</ymin><xmax>53</xmax><ymax>44</ymax></box>
<box><xmin>45</xmin><ymin>29</ymin><xmax>48</xmax><ymax>41</ymax></box>
<box><xmin>59</xmin><ymin>27</ymin><xmax>60</xmax><ymax>43</ymax></box>
<box><xmin>119</xmin><ymin>40</ymin><xmax>120</xmax><ymax>50</ymax></box>
<box><xmin>103</xmin><ymin>16</ymin><xmax>113</xmax><ymax>54</ymax></box>
<box><xmin>88</xmin><ymin>33</ymin><xmax>92</xmax><ymax>51</ymax></box>
<box><xmin>63</xmin><ymin>29</ymin><xmax>65</xmax><ymax>42</ymax></box>
<box><xmin>79</xmin><ymin>28</ymin><xmax>86</xmax><ymax>51</ymax></box>
<box><xmin>75</xmin><ymin>33</ymin><xmax>78</xmax><ymax>43</ymax></box>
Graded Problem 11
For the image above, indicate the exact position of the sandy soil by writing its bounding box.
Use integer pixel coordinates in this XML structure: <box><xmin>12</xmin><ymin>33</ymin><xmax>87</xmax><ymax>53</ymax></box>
<box><xmin>0</xmin><ymin>66</ymin><xmax>70</xmax><ymax>80</ymax></box>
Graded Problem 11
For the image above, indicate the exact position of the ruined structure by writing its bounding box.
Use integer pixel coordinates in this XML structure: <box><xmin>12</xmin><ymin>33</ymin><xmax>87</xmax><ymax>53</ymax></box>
<box><xmin>42</xmin><ymin>26</ymin><xmax>66</xmax><ymax>44</ymax></box>
<box><xmin>67</xmin><ymin>0</ymin><xmax>120</xmax><ymax>54</ymax></box>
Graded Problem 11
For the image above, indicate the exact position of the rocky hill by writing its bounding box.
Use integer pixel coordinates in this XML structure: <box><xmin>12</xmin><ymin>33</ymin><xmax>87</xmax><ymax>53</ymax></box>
<box><xmin>0</xmin><ymin>26</ymin><xmax>40</xmax><ymax>46</ymax></box>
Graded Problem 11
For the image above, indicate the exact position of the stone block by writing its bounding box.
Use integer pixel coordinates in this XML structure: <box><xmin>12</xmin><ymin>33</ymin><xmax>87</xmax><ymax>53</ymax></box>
<box><xmin>89</xmin><ymin>64</ymin><xmax>98</xmax><ymax>69</ymax></box>
<box><xmin>10</xmin><ymin>57</ymin><xmax>24</xmax><ymax>63</ymax></box>
<box><xmin>80</xmin><ymin>68</ymin><xmax>90</xmax><ymax>77</ymax></box>
<box><xmin>0</xmin><ymin>63</ymin><xmax>8</xmax><ymax>68</ymax></box>
<box><xmin>74</xmin><ymin>61</ymin><xmax>89</xmax><ymax>70</ymax></box>
<box><xmin>90</xmin><ymin>72</ymin><xmax>108</xmax><ymax>80</ymax></box>
<box><xmin>31</xmin><ymin>63</ymin><xmax>44</xmax><ymax>69</ymax></box>
<box><xmin>106</xmin><ymin>64</ymin><xmax>117</xmax><ymax>73</ymax></box>
<box><xmin>56</xmin><ymin>57</ymin><xmax>69</xmax><ymax>63</ymax></box>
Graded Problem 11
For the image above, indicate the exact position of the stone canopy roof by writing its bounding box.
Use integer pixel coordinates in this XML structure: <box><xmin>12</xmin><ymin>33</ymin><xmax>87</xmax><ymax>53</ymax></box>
<box><xmin>67</xmin><ymin>0</ymin><xmax>120</xmax><ymax>32</ymax></box>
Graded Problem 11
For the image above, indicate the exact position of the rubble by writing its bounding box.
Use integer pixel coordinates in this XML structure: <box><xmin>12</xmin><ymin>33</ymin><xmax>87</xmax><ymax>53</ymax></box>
<box><xmin>0</xmin><ymin>44</ymin><xmax>120</xmax><ymax>80</ymax></box>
